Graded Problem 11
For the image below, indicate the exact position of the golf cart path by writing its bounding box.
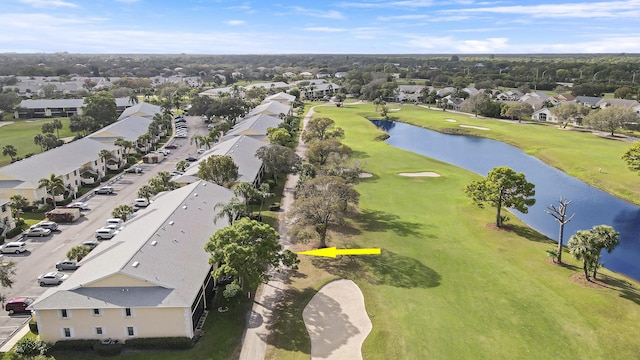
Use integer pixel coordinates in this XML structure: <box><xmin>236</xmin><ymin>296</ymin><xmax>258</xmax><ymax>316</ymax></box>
<box><xmin>303</xmin><ymin>279</ymin><xmax>372</xmax><ymax>360</ymax></box>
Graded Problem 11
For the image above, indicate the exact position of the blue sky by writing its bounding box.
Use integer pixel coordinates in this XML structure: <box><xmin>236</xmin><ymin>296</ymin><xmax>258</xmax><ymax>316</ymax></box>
<box><xmin>2</xmin><ymin>0</ymin><xmax>640</xmax><ymax>54</ymax></box>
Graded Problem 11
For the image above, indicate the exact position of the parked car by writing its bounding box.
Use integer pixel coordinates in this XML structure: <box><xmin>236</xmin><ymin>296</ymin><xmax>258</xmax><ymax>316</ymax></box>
<box><xmin>125</xmin><ymin>166</ymin><xmax>143</xmax><ymax>174</ymax></box>
<box><xmin>133</xmin><ymin>198</ymin><xmax>150</xmax><ymax>208</ymax></box>
<box><xmin>186</xmin><ymin>156</ymin><xmax>197</xmax><ymax>162</ymax></box>
<box><xmin>170</xmin><ymin>171</ymin><xmax>183</xmax><ymax>176</ymax></box>
<box><xmin>82</xmin><ymin>240</ymin><xmax>100</xmax><ymax>250</ymax></box>
<box><xmin>94</xmin><ymin>186</ymin><xmax>114</xmax><ymax>194</ymax></box>
<box><xmin>26</xmin><ymin>227</ymin><xmax>52</xmax><ymax>237</ymax></box>
<box><xmin>197</xmin><ymin>149</ymin><xmax>206</xmax><ymax>154</ymax></box>
<box><xmin>32</xmin><ymin>221</ymin><xmax>58</xmax><ymax>231</ymax></box>
<box><xmin>105</xmin><ymin>218</ymin><xmax>125</xmax><ymax>229</ymax></box>
<box><xmin>0</xmin><ymin>242</ymin><xmax>27</xmax><ymax>254</ymax></box>
<box><xmin>56</xmin><ymin>260</ymin><xmax>80</xmax><ymax>271</ymax></box>
<box><xmin>5</xmin><ymin>297</ymin><xmax>34</xmax><ymax>314</ymax></box>
<box><xmin>165</xmin><ymin>144</ymin><xmax>178</xmax><ymax>149</ymax></box>
<box><xmin>37</xmin><ymin>271</ymin><xmax>69</xmax><ymax>286</ymax></box>
<box><xmin>67</xmin><ymin>202</ymin><xmax>89</xmax><ymax>210</ymax></box>
<box><xmin>95</xmin><ymin>227</ymin><xmax>117</xmax><ymax>240</ymax></box>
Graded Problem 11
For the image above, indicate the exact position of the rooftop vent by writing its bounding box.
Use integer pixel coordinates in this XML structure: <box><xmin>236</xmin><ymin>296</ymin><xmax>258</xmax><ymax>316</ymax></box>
<box><xmin>151</xmin><ymin>241</ymin><xmax>157</xmax><ymax>246</ymax></box>
<box><xmin>169</xmin><ymin>221</ymin><xmax>174</xmax><ymax>226</ymax></box>
<box><xmin>132</xmin><ymin>262</ymin><xmax>139</xmax><ymax>268</ymax></box>
<box><xmin>182</xmin><ymin>205</ymin><xmax>187</xmax><ymax>209</ymax></box>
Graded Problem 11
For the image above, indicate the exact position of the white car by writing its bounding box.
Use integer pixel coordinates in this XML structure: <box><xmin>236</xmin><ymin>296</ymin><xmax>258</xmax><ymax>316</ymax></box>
<box><xmin>26</xmin><ymin>227</ymin><xmax>52</xmax><ymax>237</ymax></box>
<box><xmin>95</xmin><ymin>228</ymin><xmax>117</xmax><ymax>240</ymax></box>
<box><xmin>0</xmin><ymin>242</ymin><xmax>27</xmax><ymax>254</ymax></box>
<box><xmin>37</xmin><ymin>271</ymin><xmax>69</xmax><ymax>286</ymax></box>
<box><xmin>67</xmin><ymin>202</ymin><xmax>89</xmax><ymax>210</ymax></box>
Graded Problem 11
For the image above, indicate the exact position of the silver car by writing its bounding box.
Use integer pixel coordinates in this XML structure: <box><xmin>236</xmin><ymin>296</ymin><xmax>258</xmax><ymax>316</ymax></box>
<box><xmin>55</xmin><ymin>260</ymin><xmax>80</xmax><ymax>271</ymax></box>
<box><xmin>26</xmin><ymin>227</ymin><xmax>52</xmax><ymax>237</ymax></box>
<box><xmin>37</xmin><ymin>271</ymin><xmax>69</xmax><ymax>286</ymax></box>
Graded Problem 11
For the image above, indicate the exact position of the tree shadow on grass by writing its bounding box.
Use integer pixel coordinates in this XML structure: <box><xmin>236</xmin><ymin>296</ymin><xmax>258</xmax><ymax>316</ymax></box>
<box><xmin>356</xmin><ymin>209</ymin><xmax>426</xmax><ymax>238</ymax></box>
<box><xmin>595</xmin><ymin>274</ymin><xmax>640</xmax><ymax>305</ymax></box>
<box><xmin>503</xmin><ymin>223</ymin><xmax>554</xmax><ymax>245</ymax></box>
<box><xmin>311</xmin><ymin>248</ymin><xmax>441</xmax><ymax>289</ymax></box>
<box><xmin>260</xmin><ymin>287</ymin><xmax>315</xmax><ymax>355</ymax></box>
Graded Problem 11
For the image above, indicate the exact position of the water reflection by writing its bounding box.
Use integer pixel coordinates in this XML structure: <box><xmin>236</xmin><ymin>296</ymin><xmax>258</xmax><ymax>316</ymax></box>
<box><xmin>372</xmin><ymin>120</ymin><xmax>640</xmax><ymax>281</ymax></box>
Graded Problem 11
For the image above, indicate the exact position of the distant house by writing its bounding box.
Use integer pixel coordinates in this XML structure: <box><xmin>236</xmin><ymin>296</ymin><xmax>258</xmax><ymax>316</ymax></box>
<box><xmin>595</xmin><ymin>98</ymin><xmax>640</xmax><ymax>113</ymax></box>
<box><xmin>575</xmin><ymin>96</ymin><xmax>602</xmax><ymax>108</ymax></box>
<box><xmin>531</xmin><ymin>108</ymin><xmax>557</xmax><ymax>122</ymax></box>
<box><xmin>396</xmin><ymin>85</ymin><xmax>424</xmax><ymax>102</ymax></box>
<box><xmin>15</xmin><ymin>98</ymin><xmax>133</xmax><ymax>119</ymax></box>
<box><xmin>334</xmin><ymin>72</ymin><xmax>348</xmax><ymax>78</ymax></box>
<box><xmin>29</xmin><ymin>180</ymin><xmax>234</xmax><ymax>344</ymax></box>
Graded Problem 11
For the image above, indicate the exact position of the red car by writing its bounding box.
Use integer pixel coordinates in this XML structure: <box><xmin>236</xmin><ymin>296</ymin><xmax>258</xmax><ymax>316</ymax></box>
<box><xmin>5</xmin><ymin>297</ymin><xmax>34</xmax><ymax>314</ymax></box>
<box><xmin>165</xmin><ymin>144</ymin><xmax>178</xmax><ymax>149</ymax></box>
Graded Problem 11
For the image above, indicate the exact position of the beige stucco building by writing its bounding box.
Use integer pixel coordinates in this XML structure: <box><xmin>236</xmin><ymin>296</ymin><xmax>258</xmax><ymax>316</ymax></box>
<box><xmin>29</xmin><ymin>180</ymin><xmax>233</xmax><ymax>343</ymax></box>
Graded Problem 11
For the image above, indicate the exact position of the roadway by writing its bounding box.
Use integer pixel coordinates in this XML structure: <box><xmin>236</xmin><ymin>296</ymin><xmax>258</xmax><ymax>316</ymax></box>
<box><xmin>0</xmin><ymin>115</ymin><xmax>208</xmax><ymax>347</ymax></box>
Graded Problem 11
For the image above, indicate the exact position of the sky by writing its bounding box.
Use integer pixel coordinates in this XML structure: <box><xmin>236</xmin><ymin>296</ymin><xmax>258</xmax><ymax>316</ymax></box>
<box><xmin>1</xmin><ymin>0</ymin><xmax>640</xmax><ymax>54</ymax></box>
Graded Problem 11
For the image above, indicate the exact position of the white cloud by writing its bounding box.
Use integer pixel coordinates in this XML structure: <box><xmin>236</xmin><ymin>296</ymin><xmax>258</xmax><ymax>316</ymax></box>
<box><xmin>19</xmin><ymin>0</ymin><xmax>77</xmax><ymax>8</ymax></box>
<box><xmin>304</xmin><ymin>27</ymin><xmax>347</xmax><ymax>33</ymax></box>
<box><xmin>290</xmin><ymin>6</ymin><xmax>345</xmax><ymax>19</ymax></box>
<box><xmin>338</xmin><ymin>0</ymin><xmax>435</xmax><ymax>8</ymax></box>
<box><xmin>448</xmin><ymin>1</ymin><xmax>640</xmax><ymax>19</ymax></box>
<box><xmin>225</xmin><ymin>20</ymin><xmax>246</xmax><ymax>26</ymax></box>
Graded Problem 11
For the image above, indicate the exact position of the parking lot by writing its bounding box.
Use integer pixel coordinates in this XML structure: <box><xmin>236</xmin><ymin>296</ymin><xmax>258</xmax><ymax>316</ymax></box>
<box><xmin>0</xmin><ymin>116</ymin><xmax>208</xmax><ymax>346</ymax></box>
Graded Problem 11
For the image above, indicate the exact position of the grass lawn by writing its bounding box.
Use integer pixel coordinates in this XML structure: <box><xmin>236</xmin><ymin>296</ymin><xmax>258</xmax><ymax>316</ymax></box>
<box><xmin>0</xmin><ymin>117</ymin><xmax>74</xmax><ymax>167</ymax></box>
<box><xmin>265</xmin><ymin>103</ymin><xmax>640</xmax><ymax>359</ymax></box>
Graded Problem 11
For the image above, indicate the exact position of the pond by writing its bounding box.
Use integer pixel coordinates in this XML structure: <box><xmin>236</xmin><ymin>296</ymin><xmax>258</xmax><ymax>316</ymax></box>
<box><xmin>372</xmin><ymin>120</ymin><xmax>640</xmax><ymax>281</ymax></box>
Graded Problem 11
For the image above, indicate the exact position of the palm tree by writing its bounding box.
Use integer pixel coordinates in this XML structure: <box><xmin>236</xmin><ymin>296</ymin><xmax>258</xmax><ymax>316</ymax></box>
<box><xmin>176</xmin><ymin>160</ymin><xmax>190</xmax><ymax>172</ymax></box>
<box><xmin>190</xmin><ymin>134</ymin><xmax>204</xmax><ymax>149</ymax></box>
<box><xmin>8</xmin><ymin>194</ymin><xmax>29</xmax><ymax>223</ymax></box>
<box><xmin>128</xmin><ymin>94</ymin><xmax>139</xmax><ymax>105</ymax></box>
<box><xmin>256</xmin><ymin>183</ymin><xmax>274</xmax><ymax>219</ymax></box>
<box><xmin>98</xmin><ymin>149</ymin><xmax>113</xmax><ymax>174</ymax></box>
<box><xmin>67</xmin><ymin>245</ymin><xmax>91</xmax><ymax>262</ymax></box>
<box><xmin>137</xmin><ymin>185</ymin><xmax>155</xmax><ymax>202</ymax></box>
<box><xmin>33</xmin><ymin>133</ymin><xmax>44</xmax><ymax>152</ymax></box>
<box><xmin>2</xmin><ymin>145</ymin><xmax>18</xmax><ymax>162</ymax></box>
<box><xmin>52</xmin><ymin>119</ymin><xmax>63</xmax><ymax>139</ymax></box>
<box><xmin>213</xmin><ymin>197</ymin><xmax>246</xmax><ymax>225</ymax></box>
<box><xmin>38</xmin><ymin>173</ymin><xmax>65</xmax><ymax>207</ymax></box>
<box><xmin>233</xmin><ymin>182</ymin><xmax>258</xmax><ymax>216</ymax></box>
<box><xmin>112</xmin><ymin>204</ymin><xmax>134</xmax><ymax>221</ymax></box>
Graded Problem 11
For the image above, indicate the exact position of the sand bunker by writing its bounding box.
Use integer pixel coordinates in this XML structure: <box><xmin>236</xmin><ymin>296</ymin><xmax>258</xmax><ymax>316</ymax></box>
<box><xmin>398</xmin><ymin>172</ymin><xmax>441</xmax><ymax>177</ymax></box>
<box><xmin>445</xmin><ymin>119</ymin><xmax>457</xmax><ymax>123</ymax></box>
<box><xmin>390</xmin><ymin>108</ymin><xmax>401</xmax><ymax>111</ymax></box>
<box><xmin>459</xmin><ymin>124</ymin><xmax>490</xmax><ymax>130</ymax></box>
<box><xmin>359</xmin><ymin>172</ymin><xmax>373</xmax><ymax>178</ymax></box>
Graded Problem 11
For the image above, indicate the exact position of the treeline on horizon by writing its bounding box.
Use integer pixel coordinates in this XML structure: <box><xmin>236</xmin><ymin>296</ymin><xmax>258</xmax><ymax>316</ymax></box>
<box><xmin>1</xmin><ymin>53</ymin><xmax>639</xmax><ymax>95</ymax></box>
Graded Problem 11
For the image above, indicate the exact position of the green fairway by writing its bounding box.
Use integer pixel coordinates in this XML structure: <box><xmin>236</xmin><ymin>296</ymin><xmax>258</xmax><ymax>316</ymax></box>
<box><xmin>0</xmin><ymin>118</ymin><xmax>74</xmax><ymax>167</ymax></box>
<box><xmin>266</xmin><ymin>104</ymin><xmax>640</xmax><ymax>359</ymax></box>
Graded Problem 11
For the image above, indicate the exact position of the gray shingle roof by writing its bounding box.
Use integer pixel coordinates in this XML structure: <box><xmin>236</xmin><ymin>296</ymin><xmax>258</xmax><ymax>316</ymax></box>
<box><xmin>180</xmin><ymin>135</ymin><xmax>265</xmax><ymax>184</ymax></box>
<box><xmin>0</xmin><ymin>138</ymin><xmax>118</xmax><ymax>187</ymax></box>
<box><xmin>30</xmin><ymin>180</ymin><xmax>234</xmax><ymax>310</ymax></box>
<box><xmin>89</xmin><ymin>116</ymin><xmax>152</xmax><ymax>142</ymax></box>
<box><xmin>246</xmin><ymin>101</ymin><xmax>290</xmax><ymax>118</ymax></box>
<box><xmin>226</xmin><ymin>114</ymin><xmax>283</xmax><ymax>137</ymax></box>
<box><xmin>117</xmin><ymin>102</ymin><xmax>161</xmax><ymax>120</ymax></box>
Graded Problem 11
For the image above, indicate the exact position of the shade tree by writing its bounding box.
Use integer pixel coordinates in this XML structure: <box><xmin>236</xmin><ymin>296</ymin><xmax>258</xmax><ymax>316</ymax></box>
<box><xmin>465</xmin><ymin>166</ymin><xmax>536</xmax><ymax>228</ymax></box>
<box><xmin>197</xmin><ymin>155</ymin><xmax>238</xmax><ymax>187</ymax></box>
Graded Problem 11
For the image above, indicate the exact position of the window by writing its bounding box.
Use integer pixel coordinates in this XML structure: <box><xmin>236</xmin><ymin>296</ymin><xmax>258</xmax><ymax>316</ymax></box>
<box><xmin>96</xmin><ymin>327</ymin><xmax>103</xmax><ymax>335</ymax></box>
<box><xmin>127</xmin><ymin>326</ymin><xmax>135</xmax><ymax>336</ymax></box>
<box><xmin>124</xmin><ymin>308</ymin><xmax>132</xmax><ymax>317</ymax></box>
<box><xmin>63</xmin><ymin>327</ymin><xmax>72</xmax><ymax>338</ymax></box>
<box><xmin>60</xmin><ymin>309</ymin><xmax>69</xmax><ymax>318</ymax></box>
<box><xmin>1</xmin><ymin>205</ymin><xmax>5</xmax><ymax>212</ymax></box>
<box><xmin>93</xmin><ymin>308</ymin><xmax>102</xmax><ymax>316</ymax></box>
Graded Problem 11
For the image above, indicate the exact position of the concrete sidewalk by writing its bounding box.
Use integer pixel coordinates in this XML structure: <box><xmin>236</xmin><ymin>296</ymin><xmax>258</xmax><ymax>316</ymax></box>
<box><xmin>0</xmin><ymin>323</ymin><xmax>30</xmax><ymax>353</ymax></box>
<box><xmin>238</xmin><ymin>107</ymin><xmax>315</xmax><ymax>360</ymax></box>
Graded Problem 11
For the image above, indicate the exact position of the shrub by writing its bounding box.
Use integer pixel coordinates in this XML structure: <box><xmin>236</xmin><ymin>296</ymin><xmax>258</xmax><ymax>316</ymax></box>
<box><xmin>374</xmin><ymin>133</ymin><xmax>390</xmax><ymax>141</ymax></box>
<box><xmin>28</xmin><ymin>317</ymin><xmax>38</xmax><ymax>334</ymax></box>
<box><xmin>93</xmin><ymin>342</ymin><xmax>122</xmax><ymax>356</ymax></box>
<box><xmin>124</xmin><ymin>337</ymin><xmax>193</xmax><ymax>350</ymax></box>
<box><xmin>5</xmin><ymin>227</ymin><xmax>23</xmax><ymax>239</ymax></box>
<box><xmin>15</xmin><ymin>338</ymin><xmax>50</xmax><ymax>356</ymax></box>
<box><xmin>52</xmin><ymin>339</ymin><xmax>99</xmax><ymax>351</ymax></box>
